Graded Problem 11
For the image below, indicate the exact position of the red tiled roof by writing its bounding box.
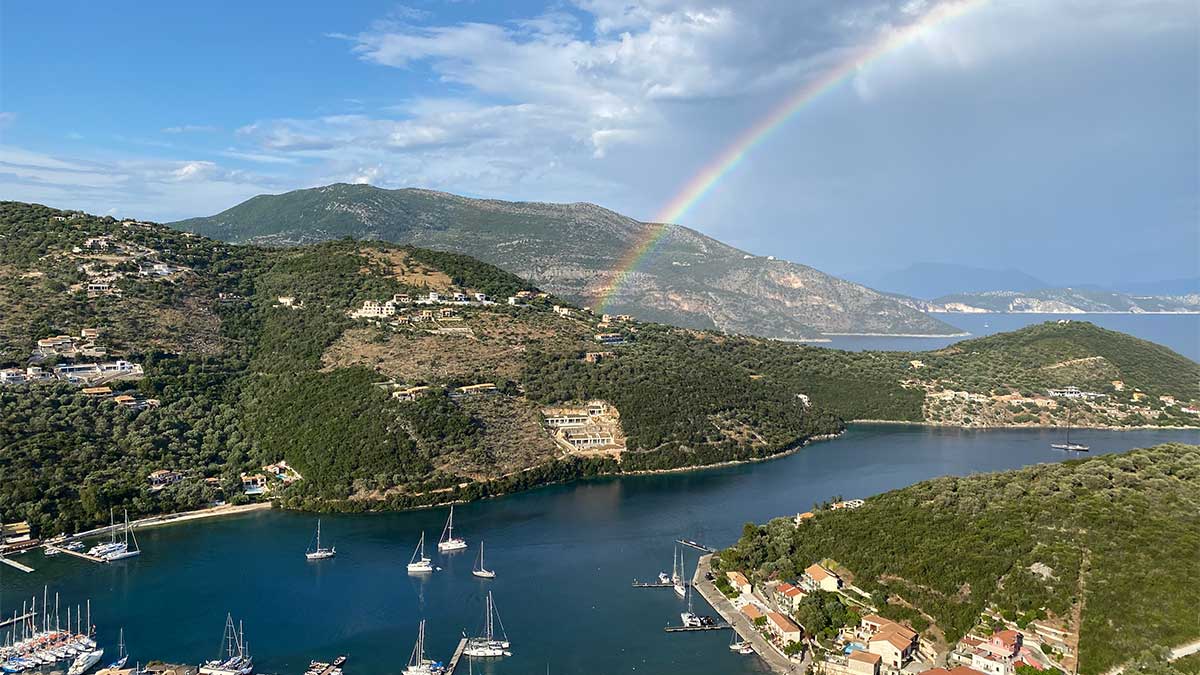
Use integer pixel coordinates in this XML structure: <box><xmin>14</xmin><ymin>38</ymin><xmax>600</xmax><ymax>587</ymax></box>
<box><xmin>849</xmin><ymin>652</ymin><xmax>882</xmax><ymax>665</ymax></box>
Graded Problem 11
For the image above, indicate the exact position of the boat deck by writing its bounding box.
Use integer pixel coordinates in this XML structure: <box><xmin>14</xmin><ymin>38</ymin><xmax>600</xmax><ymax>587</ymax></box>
<box><xmin>444</xmin><ymin>638</ymin><xmax>469</xmax><ymax>674</ymax></box>
<box><xmin>0</xmin><ymin>555</ymin><xmax>35</xmax><ymax>573</ymax></box>
<box><xmin>0</xmin><ymin>611</ymin><xmax>37</xmax><ymax>628</ymax></box>
<box><xmin>664</xmin><ymin>623</ymin><xmax>732</xmax><ymax>632</ymax></box>
<box><xmin>43</xmin><ymin>544</ymin><xmax>109</xmax><ymax>563</ymax></box>
<box><xmin>631</xmin><ymin>580</ymin><xmax>688</xmax><ymax>588</ymax></box>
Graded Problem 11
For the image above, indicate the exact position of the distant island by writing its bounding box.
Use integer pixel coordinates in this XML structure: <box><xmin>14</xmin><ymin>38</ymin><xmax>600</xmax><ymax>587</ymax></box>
<box><xmin>895</xmin><ymin>287</ymin><xmax>1200</xmax><ymax>315</ymax></box>
<box><xmin>168</xmin><ymin>183</ymin><xmax>962</xmax><ymax>340</ymax></box>
<box><xmin>714</xmin><ymin>443</ymin><xmax>1200</xmax><ymax>675</ymax></box>
<box><xmin>2</xmin><ymin>201</ymin><xmax>1198</xmax><ymax>539</ymax></box>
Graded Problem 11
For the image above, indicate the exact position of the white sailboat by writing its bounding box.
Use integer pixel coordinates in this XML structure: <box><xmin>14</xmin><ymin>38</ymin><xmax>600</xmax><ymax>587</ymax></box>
<box><xmin>107</xmin><ymin>628</ymin><xmax>129</xmax><ymax>669</ymax></box>
<box><xmin>199</xmin><ymin>614</ymin><xmax>253</xmax><ymax>675</ymax></box>
<box><xmin>463</xmin><ymin>592</ymin><xmax>511</xmax><ymax>658</ymax></box>
<box><xmin>407</xmin><ymin>532</ymin><xmax>435</xmax><ymax>573</ymax></box>
<box><xmin>436</xmin><ymin>507</ymin><xmax>467</xmax><ymax>553</ymax></box>
<box><xmin>680</xmin><ymin>560</ymin><xmax>702</xmax><ymax>628</ymax></box>
<box><xmin>104</xmin><ymin>510</ymin><xmax>140</xmax><ymax>561</ymax></box>
<box><xmin>305</xmin><ymin>520</ymin><xmax>336</xmax><ymax>560</ymax></box>
<box><xmin>403</xmin><ymin>620</ymin><xmax>444</xmax><ymax>675</ymax></box>
<box><xmin>672</xmin><ymin>546</ymin><xmax>686</xmax><ymax>598</ymax></box>
<box><xmin>729</xmin><ymin>630</ymin><xmax>753</xmax><ymax>654</ymax></box>
<box><xmin>471</xmin><ymin>541</ymin><xmax>495</xmax><ymax>579</ymax></box>
<box><xmin>1050</xmin><ymin>408</ymin><xmax>1090</xmax><ymax>452</ymax></box>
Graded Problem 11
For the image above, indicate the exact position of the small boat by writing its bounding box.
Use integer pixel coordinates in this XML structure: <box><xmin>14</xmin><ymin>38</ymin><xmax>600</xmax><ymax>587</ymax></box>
<box><xmin>332</xmin><ymin>656</ymin><xmax>347</xmax><ymax>667</ymax></box>
<box><xmin>1050</xmin><ymin>408</ymin><xmax>1090</xmax><ymax>452</ymax></box>
<box><xmin>407</xmin><ymin>532</ymin><xmax>435</xmax><ymax>573</ymax></box>
<box><xmin>107</xmin><ymin>628</ymin><xmax>129</xmax><ymax>670</ymax></box>
<box><xmin>104</xmin><ymin>510</ymin><xmax>141</xmax><ymax>561</ymax></box>
<box><xmin>305</xmin><ymin>520</ymin><xmax>336</xmax><ymax>560</ymax></box>
<box><xmin>729</xmin><ymin>632</ymin><xmax>753</xmax><ymax>654</ymax></box>
<box><xmin>436</xmin><ymin>507</ymin><xmax>467</xmax><ymax>553</ymax></box>
<box><xmin>66</xmin><ymin>541</ymin><xmax>85</xmax><ymax>552</ymax></box>
<box><xmin>680</xmin><ymin>559</ymin><xmax>701</xmax><ymax>627</ymax></box>
<box><xmin>463</xmin><ymin>592</ymin><xmax>510</xmax><ymax>658</ymax></box>
<box><xmin>471</xmin><ymin>541</ymin><xmax>495</xmax><ymax>579</ymax></box>
<box><xmin>403</xmin><ymin>620</ymin><xmax>444</xmax><ymax>675</ymax></box>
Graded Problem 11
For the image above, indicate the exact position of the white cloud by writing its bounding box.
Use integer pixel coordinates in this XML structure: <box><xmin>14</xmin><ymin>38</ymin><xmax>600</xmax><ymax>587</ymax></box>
<box><xmin>162</xmin><ymin>124</ymin><xmax>219</xmax><ymax>134</ymax></box>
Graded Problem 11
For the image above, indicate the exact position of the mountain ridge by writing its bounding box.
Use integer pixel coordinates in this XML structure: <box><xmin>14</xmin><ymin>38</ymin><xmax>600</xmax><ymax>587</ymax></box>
<box><xmin>170</xmin><ymin>183</ymin><xmax>960</xmax><ymax>339</ymax></box>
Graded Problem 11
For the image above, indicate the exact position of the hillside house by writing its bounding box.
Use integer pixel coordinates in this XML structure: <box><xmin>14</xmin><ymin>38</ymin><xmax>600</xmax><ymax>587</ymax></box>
<box><xmin>276</xmin><ymin>296</ymin><xmax>303</xmax><ymax>308</ymax></box>
<box><xmin>830</xmin><ymin>499</ymin><xmax>865</xmax><ymax>509</ymax></box>
<box><xmin>859</xmin><ymin>615</ymin><xmax>919</xmax><ymax>668</ymax></box>
<box><xmin>351</xmin><ymin>300</ymin><xmax>396</xmax><ymax>318</ymax></box>
<box><xmin>82</xmin><ymin>386</ymin><xmax>113</xmax><ymax>397</ymax></box>
<box><xmin>773</xmin><ymin>582</ymin><xmax>806</xmax><ymax>612</ymax></box>
<box><xmin>241</xmin><ymin>473</ymin><xmax>268</xmax><ymax>496</ymax></box>
<box><xmin>392</xmin><ymin>385</ymin><xmax>432</xmax><ymax>402</ymax></box>
<box><xmin>726</xmin><ymin>571</ymin><xmax>752</xmax><ymax>595</ymax></box>
<box><xmin>427</xmin><ymin>292</ymin><xmax>441</xmax><ymax>302</ymax></box>
<box><xmin>1</xmin><ymin>521</ymin><xmax>33</xmax><ymax>545</ymax></box>
<box><xmin>766</xmin><ymin>610</ymin><xmax>803</xmax><ymax>643</ymax></box>
<box><xmin>453</xmin><ymin>292</ymin><xmax>468</xmax><ymax>302</ymax></box>
<box><xmin>452</xmin><ymin>383</ymin><xmax>497</xmax><ymax>398</ymax></box>
<box><xmin>740</xmin><ymin>604</ymin><xmax>765</xmax><ymax>622</ymax></box>
<box><xmin>556</xmin><ymin>427</ymin><xmax>615</xmax><ymax>449</ymax></box>
<box><xmin>439</xmin><ymin>307</ymin><xmax>456</xmax><ymax>318</ymax></box>
<box><xmin>969</xmin><ymin>630</ymin><xmax>1022</xmax><ymax>675</ymax></box>
<box><xmin>393</xmin><ymin>293</ymin><xmax>412</xmax><ymax>304</ymax></box>
<box><xmin>474</xmin><ymin>293</ymin><xmax>488</xmax><ymax>302</ymax></box>
<box><xmin>594</xmin><ymin>332</ymin><xmax>628</xmax><ymax>345</ymax></box>
<box><xmin>584</xmin><ymin>351</ymin><xmax>614</xmax><ymax>363</ymax></box>
<box><xmin>553</xmin><ymin>305</ymin><xmax>572</xmax><ymax>317</ymax></box>
<box><xmin>803</xmin><ymin>563</ymin><xmax>842</xmax><ymax>592</ymax></box>
<box><xmin>845</xmin><ymin>651</ymin><xmax>883</xmax><ymax>675</ymax></box>
<box><xmin>148</xmin><ymin>469</ymin><xmax>184</xmax><ymax>490</ymax></box>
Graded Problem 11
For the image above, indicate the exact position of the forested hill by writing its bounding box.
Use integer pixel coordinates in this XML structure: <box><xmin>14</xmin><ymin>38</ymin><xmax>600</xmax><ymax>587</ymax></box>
<box><xmin>169</xmin><ymin>183</ymin><xmax>959</xmax><ymax>340</ymax></box>
<box><xmin>718</xmin><ymin>443</ymin><xmax>1200</xmax><ymax>675</ymax></box>
<box><xmin>1</xmin><ymin>201</ymin><xmax>1197</xmax><ymax>538</ymax></box>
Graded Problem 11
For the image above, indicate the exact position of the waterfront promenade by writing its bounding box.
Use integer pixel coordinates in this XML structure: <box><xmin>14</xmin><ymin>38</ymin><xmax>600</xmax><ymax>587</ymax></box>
<box><xmin>694</xmin><ymin>554</ymin><xmax>802</xmax><ymax>675</ymax></box>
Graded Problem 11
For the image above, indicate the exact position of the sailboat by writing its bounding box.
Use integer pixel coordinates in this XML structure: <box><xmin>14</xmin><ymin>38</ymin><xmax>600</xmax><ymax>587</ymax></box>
<box><xmin>463</xmin><ymin>592</ymin><xmax>511</xmax><ymax>658</ymax></box>
<box><xmin>104</xmin><ymin>510</ymin><xmax>141</xmax><ymax>561</ymax></box>
<box><xmin>407</xmin><ymin>532</ymin><xmax>435</xmax><ymax>573</ymax></box>
<box><xmin>680</xmin><ymin>560</ymin><xmax>702</xmax><ymax>628</ymax></box>
<box><xmin>107</xmin><ymin>628</ymin><xmax>128</xmax><ymax>669</ymax></box>
<box><xmin>672</xmin><ymin>546</ymin><xmax>686</xmax><ymax>598</ymax></box>
<box><xmin>87</xmin><ymin>509</ymin><xmax>124</xmax><ymax>558</ymax></box>
<box><xmin>471</xmin><ymin>541</ymin><xmax>495</xmax><ymax>579</ymax></box>
<box><xmin>68</xmin><ymin>603</ymin><xmax>104</xmax><ymax>675</ymax></box>
<box><xmin>729</xmin><ymin>631</ymin><xmax>753</xmax><ymax>654</ymax></box>
<box><xmin>199</xmin><ymin>614</ymin><xmax>253</xmax><ymax>675</ymax></box>
<box><xmin>403</xmin><ymin>620</ymin><xmax>444</xmax><ymax>675</ymax></box>
<box><xmin>436</xmin><ymin>507</ymin><xmax>467</xmax><ymax>553</ymax></box>
<box><xmin>305</xmin><ymin>520</ymin><xmax>336</xmax><ymax>560</ymax></box>
<box><xmin>1050</xmin><ymin>408</ymin><xmax>1090</xmax><ymax>452</ymax></box>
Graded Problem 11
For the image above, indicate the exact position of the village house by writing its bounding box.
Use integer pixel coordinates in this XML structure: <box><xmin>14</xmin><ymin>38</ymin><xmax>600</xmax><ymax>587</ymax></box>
<box><xmin>766</xmin><ymin>610</ymin><xmax>803</xmax><ymax>644</ymax></box>
<box><xmin>453</xmin><ymin>292</ymin><xmax>468</xmax><ymax>302</ymax></box>
<box><xmin>795</xmin><ymin>511</ymin><xmax>816</xmax><ymax>525</ymax></box>
<box><xmin>859</xmin><ymin>615</ymin><xmax>919</xmax><ymax>669</ymax></box>
<box><xmin>584</xmin><ymin>351</ymin><xmax>614</xmax><ymax>363</ymax></box>
<box><xmin>726</xmin><ymin>571</ymin><xmax>752</xmax><ymax>595</ymax></box>
<box><xmin>392</xmin><ymin>385</ymin><xmax>432</xmax><ymax>402</ymax></box>
<box><xmin>147</xmin><ymin>469</ymin><xmax>184</xmax><ymax>490</ymax></box>
<box><xmin>555</xmin><ymin>427</ymin><xmax>615</xmax><ymax>449</ymax></box>
<box><xmin>830</xmin><ymin>499</ymin><xmax>865</xmax><ymax>510</ymax></box>
<box><xmin>969</xmin><ymin>630</ymin><xmax>1022</xmax><ymax>675</ymax></box>
<box><xmin>138</xmin><ymin>262</ymin><xmax>175</xmax><ymax>276</ymax></box>
<box><xmin>263</xmin><ymin>460</ymin><xmax>301</xmax><ymax>485</ymax></box>
<box><xmin>86</xmin><ymin>281</ymin><xmax>115</xmax><ymax>295</ymax></box>
<box><xmin>1</xmin><ymin>521</ymin><xmax>33</xmax><ymax>546</ymax></box>
<box><xmin>773</xmin><ymin>581</ymin><xmax>806</xmax><ymax>612</ymax></box>
<box><xmin>241</xmin><ymin>473</ymin><xmax>268</xmax><ymax>496</ymax></box>
<box><xmin>740</xmin><ymin>604</ymin><xmax>765</xmax><ymax>623</ymax></box>
<box><xmin>594</xmin><ymin>332</ymin><xmax>628</xmax><ymax>345</ymax></box>
<box><xmin>0</xmin><ymin>368</ymin><xmax>27</xmax><ymax>385</ymax></box>
<box><xmin>276</xmin><ymin>296</ymin><xmax>302</xmax><ymax>308</ymax></box>
<box><xmin>474</xmin><ymin>293</ymin><xmax>488</xmax><ymax>302</ymax></box>
<box><xmin>350</xmin><ymin>300</ymin><xmax>397</xmax><ymax>319</ymax></box>
<box><xmin>393</xmin><ymin>293</ymin><xmax>412</xmax><ymax>304</ymax></box>
<box><xmin>922</xmin><ymin>667</ymin><xmax>987</xmax><ymax>675</ymax></box>
<box><xmin>845</xmin><ymin>651</ymin><xmax>883</xmax><ymax>675</ymax></box>
<box><xmin>427</xmin><ymin>292</ymin><xmax>441</xmax><ymax>302</ymax></box>
<box><xmin>81</xmin><ymin>386</ymin><xmax>113</xmax><ymax>397</ymax></box>
<box><xmin>803</xmin><ymin>563</ymin><xmax>842</xmax><ymax>592</ymax></box>
<box><xmin>451</xmin><ymin>383</ymin><xmax>498</xmax><ymax>399</ymax></box>
<box><xmin>552</xmin><ymin>305</ymin><xmax>572</xmax><ymax>317</ymax></box>
<box><xmin>80</xmin><ymin>328</ymin><xmax>103</xmax><ymax>340</ymax></box>
<box><xmin>439</xmin><ymin>307</ymin><xmax>456</xmax><ymax>318</ymax></box>
<box><xmin>1046</xmin><ymin>386</ymin><xmax>1104</xmax><ymax>400</ymax></box>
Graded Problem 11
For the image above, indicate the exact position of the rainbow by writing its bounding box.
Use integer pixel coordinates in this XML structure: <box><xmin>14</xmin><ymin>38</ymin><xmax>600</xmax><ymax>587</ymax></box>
<box><xmin>593</xmin><ymin>0</ymin><xmax>986</xmax><ymax>313</ymax></box>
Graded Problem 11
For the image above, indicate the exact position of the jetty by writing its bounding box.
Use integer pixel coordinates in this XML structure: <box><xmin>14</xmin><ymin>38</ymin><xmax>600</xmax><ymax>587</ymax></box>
<box><xmin>631</xmin><ymin>580</ymin><xmax>686</xmax><ymax>588</ymax></box>
<box><xmin>0</xmin><ymin>555</ymin><xmax>35</xmax><ymax>573</ymax></box>
<box><xmin>43</xmin><ymin>544</ymin><xmax>108</xmax><ymax>564</ymax></box>
<box><xmin>693</xmin><ymin>553</ymin><xmax>802</xmax><ymax>674</ymax></box>
<box><xmin>444</xmin><ymin>637</ymin><xmax>469</xmax><ymax>674</ymax></box>
<box><xmin>0</xmin><ymin>611</ymin><xmax>37</xmax><ymax>629</ymax></box>
<box><xmin>664</xmin><ymin>622</ymin><xmax>731</xmax><ymax>632</ymax></box>
<box><xmin>676</xmin><ymin>539</ymin><xmax>716</xmax><ymax>553</ymax></box>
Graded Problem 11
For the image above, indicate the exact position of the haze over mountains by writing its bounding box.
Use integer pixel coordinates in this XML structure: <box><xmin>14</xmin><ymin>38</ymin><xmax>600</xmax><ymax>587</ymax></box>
<box><xmin>172</xmin><ymin>184</ymin><xmax>959</xmax><ymax>340</ymax></box>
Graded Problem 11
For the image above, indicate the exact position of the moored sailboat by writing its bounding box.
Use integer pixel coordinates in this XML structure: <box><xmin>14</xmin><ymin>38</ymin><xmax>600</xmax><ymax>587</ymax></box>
<box><xmin>471</xmin><ymin>541</ymin><xmax>495</xmax><ymax>579</ymax></box>
<box><xmin>672</xmin><ymin>545</ymin><xmax>686</xmax><ymax>598</ymax></box>
<box><xmin>463</xmin><ymin>592</ymin><xmax>510</xmax><ymax>658</ymax></box>
<box><xmin>402</xmin><ymin>620</ymin><xmax>444</xmax><ymax>675</ymax></box>
<box><xmin>199</xmin><ymin>614</ymin><xmax>253</xmax><ymax>675</ymax></box>
<box><xmin>305</xmin><ymin>520</ymin><xmax>336</xmax><ymax>560</ymax></box>
<box><xmin>1050</xmin><ymin>408</ymin><xmax>1090</xmax><ymax>452</ymax></box>
<box><xmin>436</xmin><ymin>507</ymin><xmax>467</xmax><ymax>553</ymax></box>
<box><xmin>407</xmin><ymin>532</ymin><xmax>435</xmax><ymax>573</ymax></box>
<box><xmin>103</xmin><ymin>511</ymin><xmax>140</xmax><ymax>562</ymax></box>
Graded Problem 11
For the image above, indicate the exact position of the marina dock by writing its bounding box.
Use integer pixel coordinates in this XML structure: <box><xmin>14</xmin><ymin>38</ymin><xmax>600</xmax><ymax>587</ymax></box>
<box><xmin>664</xmin><ymin>622</ymin><xmax>731</xmax><ymax>632</ymax></box>
<box><xmin>444</xmin><ymin>637</ymin><xmax>468</xmax><ymax>674</ymax></box>
<box><xmin>43</xmin><ymin>544</ymin><xmax>109</xmax><ymax>564</ymax></box>
<box><xmin>631</xmin><ymin>580</ymin><xmax>687</xmax><ymax>588</ymax></box>
<box><xmin>0</xmin><ymin>555</ymin><xmax>35</xmax><ymax>573</ymax></box>
<box><xmin>0</xmin><ymin>611</ymin><xmax>36</xmax><ymax>629</ymax></box>
<box><xmin>676</xmin><ymin>539</ymin><xmax>716</xmax><ymax>553</ymax></box>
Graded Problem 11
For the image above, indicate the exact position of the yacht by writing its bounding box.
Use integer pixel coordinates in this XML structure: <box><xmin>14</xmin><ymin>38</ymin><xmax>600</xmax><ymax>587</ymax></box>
<box><xmin>305</xmin><ymin>520</ymin><xmax>336</xmax><ymax>560</ymax></box>
<box><xmin>463</xmin><ymin>592</ymin><xmax>510</xmax><ymax>658</ymax></box>
<box><xmin>672</xmin><ymin>546</ymin><xmax>686</xmax><ymax>598</ymax></box>
<box><xmin>67</xmin><ymin>648</ymin><xmax>103</xmax><ymax>675</ymax></box>
<box><xmin>436</xmin><ymin>507</ymin><xmax>467</xmax><ymax>553</ymax></box>
<box><xmin>471</xmin><ymin>541</ymin><xmax>495</xmax><ymax>579</ymax></box>
<box><xmin>104</xmin><ymin>510</ymin><xmax>141</xmax><ymax>561</ymax></box>
<box><xmin>403</xmin><ymin>621</ymin><xmax>444</xmax><ymax>675</ymax></box>
<box><xmin>407</xmin><ymin>532</ymin><xmax>435</xmax><ymax>573</ymax></box>
<box><xmin>729</xmin><ymin>632</ymin><xmax>753</xmax><ymax>654</ymax></box>
<box><xmin>680</xmin><ymin>560</ymin><xmax>702</xmax><ymax>628</ymax></box>
<box><xmin>199</xmin><ymin>614</ymin><xmax>253</xmax><ymax>675</ymax></box>
<box><xmin>107</xmin><ymin>629</ymin><xmax>129</xmax><ymax>670</ymax></box>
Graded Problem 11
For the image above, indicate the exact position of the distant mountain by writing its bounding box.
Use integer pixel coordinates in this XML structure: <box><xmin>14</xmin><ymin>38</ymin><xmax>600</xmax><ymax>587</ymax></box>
<box><xmin>171</xmin><ymin>184</ymin><xmax>960</xmax><ymax>339</ymax></box>
<box><xmin>851</xmin><ymin>262</ymin><xmax>1048</xmax><ymax>299</ymax></box>
<box><xmin>896</xmin><ymin>287</ymin><xmax>1200</xmax><ymax>314</ymax></box>
<box><xmin>1113</xmin><ymin>277</ymin><xmax>1200</xmax><ymax>297</ymax></box>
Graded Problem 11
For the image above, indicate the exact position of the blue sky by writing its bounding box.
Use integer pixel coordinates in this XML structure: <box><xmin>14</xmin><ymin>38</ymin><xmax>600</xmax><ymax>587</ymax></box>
<box><xmin>1</xmin><ymin>0</ymin><xmax>1196</xmax><ymax>286</ymax></box>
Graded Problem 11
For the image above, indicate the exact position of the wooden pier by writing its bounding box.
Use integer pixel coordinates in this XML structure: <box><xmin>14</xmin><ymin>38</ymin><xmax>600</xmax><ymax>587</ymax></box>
<box><xmin>43</xmin><ymin>544</ymin><xmax>108</xmax><ymax>564</ymax></box>
<box><xmin>0</xmin><ymin>555</ymin><xmax>35</xmax><ymax>573</ymax></box>
<box><xmin>444</xmin><ymin>638</ymin><xmax>468</xmax><ymax>674</ymax></box>
<box><xmin>664</xmin><ymin>622</ymin><xmax>732</xmax><ymax>632</ymax></box>
<box><xmin>0</xmin><ymin>611</ymin><xmax>36</xmax><ymax>629</ymax></box>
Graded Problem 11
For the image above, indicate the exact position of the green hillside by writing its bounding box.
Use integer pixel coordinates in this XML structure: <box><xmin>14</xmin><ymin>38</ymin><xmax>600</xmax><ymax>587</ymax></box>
<box><xmin>718</xmin><ymin>443</ymin><xmax>1200</xmax><ymax>675</ymax></box>
<box><xmin>170</xmin><ymin>183</ymin><xmax>959</xmax><ymax>340</ymax></box>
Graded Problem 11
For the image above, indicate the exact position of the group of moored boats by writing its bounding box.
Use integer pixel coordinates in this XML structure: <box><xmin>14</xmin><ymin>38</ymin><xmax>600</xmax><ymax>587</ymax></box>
<box><xmin>655</xmin><ymin>545</ymin><xmax>752</xmax><ymax>653</ymax></box>
<box><xmin>1</xmin><ymin>593</ymin><xmax>131</xmax><ymax>675</ymax></box>
<box><xmin>405</xmin><ymin>507</ymin><xmax>495</xmax><ymax>579</ymax></box>
<box><xmin>43</xmin><ymin>510</ymin><xmax>140</xmax><ymax>563</ymax></box>
<box><xmin>303</xmin><ymin>654</ymin><xmax>346</xmax><ymax>675</ymax></box>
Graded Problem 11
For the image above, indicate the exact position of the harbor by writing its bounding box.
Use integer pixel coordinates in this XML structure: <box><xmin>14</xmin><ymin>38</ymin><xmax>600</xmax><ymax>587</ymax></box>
<box><xmin>2</xmin><ymin>426</ymin><xmax>1195</xmax><ymax>675</ymax></box>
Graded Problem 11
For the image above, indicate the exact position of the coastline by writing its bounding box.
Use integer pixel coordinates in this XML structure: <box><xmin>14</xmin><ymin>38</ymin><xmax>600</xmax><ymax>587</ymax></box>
<box><xmin>64</xmin><ymin>502</ymin><xmax>274</xmax><ymax>541</ymax></box>
<box><xmin>926</xmin><ymin>310</ymin><xmax>1200</xmax><ymax>315</ymax></box>
<box><xmin>821</xmin><ymin>331</ymin><xmax>970</xmax><ymax>338</ymax></box>
<box><xmin>850</xmin><ymin>419</ymin><xmax>1200</xmax><ymax>432</ymax></box>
